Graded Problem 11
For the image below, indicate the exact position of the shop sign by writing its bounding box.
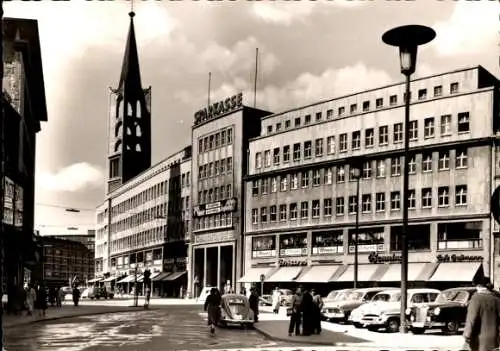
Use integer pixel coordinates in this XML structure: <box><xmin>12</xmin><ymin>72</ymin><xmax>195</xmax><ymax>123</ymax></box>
<box><xmin>368</xmin><ymin>252</ymin><xmax>402</xmax><ymax>264</ymax></box>
<box><xmin>348</xmin><ymin>244</ymin><xmax>384</xmax><ymax>254</ymax></box>
<box><xmin>153</xmin><ymin>259</ymin><xmax>162</xmax><ymax>265</ymax></box>
<box><xmin>279</xmin><ymin>248</ymin><xmax>307</xmax><ymax>257</ymax></box>
<box><xmin>312</xmin><ymin>246</ymin><xmax>344</xmax><ymax>255</ymax></box>
<box><xmin>252</xmin><ymin>250</ymin><xmax>276</xmax><ymax>258</ymax></box>
<box><xmin>193</xmin><ymin>198</ymin><xmax>237</xmax><ymax>217</ymax></box>
<box><xmin>278</xmin><ymin>258</ymin><xmax>308</xmax><ymax>267</ymax></box>
<box><xmin>437</xmin><ymin>254</ymin><xmax>483</xmax><ymax>263</ymax></box>
<box><xmin>194</xmin><ymin>231</ymin><xmax>235</xmax><ymax>244</ymax></box>
<box><xmin>194</xmin><ymin>92</ymin><xmax>243</xmax><ymax>126</ymax></box>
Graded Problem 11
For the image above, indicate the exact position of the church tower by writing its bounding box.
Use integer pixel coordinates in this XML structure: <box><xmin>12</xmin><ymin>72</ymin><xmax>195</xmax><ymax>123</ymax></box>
<box><xmin>107</xmin><ymin>11</ymin><xmax>152</xmax><ymax>194</ymax></box>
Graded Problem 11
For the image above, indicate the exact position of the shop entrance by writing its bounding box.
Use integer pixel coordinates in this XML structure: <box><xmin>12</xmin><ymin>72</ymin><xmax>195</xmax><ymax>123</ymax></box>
<box><xmin>193</xmin><ymin>244</ymin><xmax>234</xmax><ymax>296</ymax></box>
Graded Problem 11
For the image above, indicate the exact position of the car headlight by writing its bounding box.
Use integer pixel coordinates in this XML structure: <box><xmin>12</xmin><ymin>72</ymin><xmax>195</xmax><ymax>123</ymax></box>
<box><xmin>405</xmin><ymin>308</ymin><xmax>411</xmax><ymax>315</ymax></box>
<box><xmin>433</xmin><ymin>307</ymin><xmax>440</xmax><ymax>316</ymax></box>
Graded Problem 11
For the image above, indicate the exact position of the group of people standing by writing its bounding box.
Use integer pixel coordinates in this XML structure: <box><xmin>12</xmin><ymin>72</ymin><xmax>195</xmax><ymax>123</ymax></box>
<box><xmin>287</xmin><ymin>286</ymin><xmax>323</xmax><ymax>337</ymax></box>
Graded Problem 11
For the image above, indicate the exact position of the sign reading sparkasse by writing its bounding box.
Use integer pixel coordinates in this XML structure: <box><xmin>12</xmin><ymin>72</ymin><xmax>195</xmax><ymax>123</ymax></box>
<box><xmin>194</xmin><ymin>92</ymin><xmax>243</xmax><ymax>126</ymax></box>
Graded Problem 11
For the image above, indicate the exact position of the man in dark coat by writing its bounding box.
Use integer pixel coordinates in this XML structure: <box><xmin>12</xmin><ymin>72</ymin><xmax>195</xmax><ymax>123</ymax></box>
<box><xmin>463</xmin><ymin>276</ymin><xmax>500</xmax><ymax>351</ymax></box>
<box><xmin>311</xmin><ymin>289</ymin><xmax>324</xmax><ymax>334</ymax></box>
<box><xmin>248</xmin><ymin>288</ymin><xmax>259</xmax><ymax>322</ymax></box>
<box><xmin>288</xmin><ymin>286</ymin><xmax>302</xmax><ymax>336</ymax></box>
<box><xmin>300</xmin><ymin>287</ymin><xmax>314</xmax><ymax>336</ymax></box>
<box><xmin>204</xmin><ymin>288</ymin><xmax>222</xmax><ymax>334</ymax></box>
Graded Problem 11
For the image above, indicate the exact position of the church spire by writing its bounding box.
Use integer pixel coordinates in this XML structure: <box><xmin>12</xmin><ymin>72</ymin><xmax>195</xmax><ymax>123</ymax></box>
<box><xmin>118</xmin><ymin>11</ymin><xmax>143</xmax><ymax>91</ymax></box>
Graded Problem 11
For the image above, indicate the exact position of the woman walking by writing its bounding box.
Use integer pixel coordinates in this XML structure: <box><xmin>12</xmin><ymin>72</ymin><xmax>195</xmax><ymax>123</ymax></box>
<box><xmin>204</xmin><ymin>288</ymin><xmax>222</xmax><ymax>335</ymax></box>
<box><xmin>25</xmin><ymin>284</ymin><xmax>36</xmax><ymax>316</ymax></box>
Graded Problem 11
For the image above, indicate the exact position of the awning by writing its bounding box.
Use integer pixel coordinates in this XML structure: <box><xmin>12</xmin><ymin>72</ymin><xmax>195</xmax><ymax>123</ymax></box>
<box><xmin>102</xmin><ymin>276</ymin><xmax>117</xmax><ymax>282</ymax></box>
<box><xmin>87</xmin><ymin>278</ymin><xmax>102</xmax><ymax>283</ymax></box>
<box><xmin>333</xmin><ymin>264</ymin><xmax>379</xmax><ymax>282</ymax></box>
<box><xmin>153</xmin><ymin>272</ymin><xmax>171</xmax><ymax>281</ymax></box>
<box><xmin>267</xmin><ymin>267</ymin><xmax>303</xmax><ymax>282</ymax></box>
<box><xmin>297</xmin><ymin>265</ymin><xmax>341</xmax><ymax>283</ymax></box>
<box><xmin>378</xmin><ymin>263</ymin><xmax>429</xmax><ymax>282</ymax></box>
<box><xmin>117</xmin><ymin>275</ymin><xmax>141</xmax><ymax>284</ymax></box>
<box><xmin>162</xmin><ymin>271</ymin><xmax>187</xmax><ymax>281</ymax></box>
<box><xmin>429</xmin><ymin>262</ymin><xmax>483</xmax><ymax>282</ymax></box>
<box><xmin>238</xmin><ymin>267</ymin><xmax>273</xmax><ymax>283</ymax></box>
<box><xmin>137</xmin><ymin>272</ymin><xmax>161</xmax><ymax>282</ymax></box>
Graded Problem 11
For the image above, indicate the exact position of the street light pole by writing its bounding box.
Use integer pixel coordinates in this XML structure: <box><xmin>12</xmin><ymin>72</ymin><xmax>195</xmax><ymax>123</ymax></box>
<box><xmin>353</xmin><ymin>166</ymin><xmax>361</xmax><ymax>289</ymax></box>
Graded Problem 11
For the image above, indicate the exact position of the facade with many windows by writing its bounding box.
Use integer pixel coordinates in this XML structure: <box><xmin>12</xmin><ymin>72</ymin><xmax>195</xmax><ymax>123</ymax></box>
<box><xmin>241</xmin><ymin>66</ymin><xmax>500</xmax><ymax>293</ymax></box>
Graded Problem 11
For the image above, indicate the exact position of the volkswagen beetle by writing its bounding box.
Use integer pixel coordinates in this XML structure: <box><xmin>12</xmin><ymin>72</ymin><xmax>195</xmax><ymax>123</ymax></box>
<box><xmin>219</xmin><ymin>294</ymin><xmax>255</xmax><ymax>327</ymax></box>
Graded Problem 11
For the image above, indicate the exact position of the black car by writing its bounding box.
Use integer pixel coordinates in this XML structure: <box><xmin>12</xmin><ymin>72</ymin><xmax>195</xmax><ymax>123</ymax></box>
<box><xmin>406</xmin><ymin>287</ymin><xmax>477</xmax><ymax>335</ymax></box>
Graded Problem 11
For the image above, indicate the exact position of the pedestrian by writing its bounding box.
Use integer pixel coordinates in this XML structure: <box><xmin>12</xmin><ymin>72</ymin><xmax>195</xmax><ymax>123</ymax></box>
<box><xmin>25</xmin><ymin>283</ymin><xmax>36</xmax><ymax>316</ymax></box>
<box><xmin>463</xmin><ymin>276</ymin><xmax>500</xmax><ymax>351</ymax></box>
<box><xmin>272</xmin><ymin>286</ymin><xmax>281</xmax><ymax>314</ymax></box>
<box><xmin>249</xmin><ymin>288</ymin><xmax>259</xmax><ymax>323</ymax></box>
<box><xmin>57</xmin><ymin>286</ymin><xmax>65</xmax><ymax>307</ymax></box>
<box><xmin>240</xmin><ymin>286</ymin><xmax>247</xmax><ymax>296</ymax></box>
<box><xmin>48</xmin><ymin>287</ymin><xmax>56</xmax><ymax>307</ymax></box>
<box><xmin>144</xmin><ymin>285</ymin><xmax>151</xmax><ymax>309</ymax></box>
<box><xmin>300</xmin><ymin>287</ymin><xmax>314</xmax><ymax>336</ymax></box>
<box><xmin>288</xmin><ymin>286</ymin><xmax>302</xmax><ymax>337</ymax></box>
<box><xmin>311</xmin><ymin>289</ymin><xmax>324</xmax><ymax>334</ymax></box>
<box><xmin>72</xmin><ymin>286</ymin><xmax>81</xmax><ymax>306</ymax></box>
<box><xmin>204</xmin><ymin>287</ymin><xmax>222</xmax><ymax>335</ymax></box>
<box><xmin>35</xmin><ymin>283</ymin><xmax>47</xmax><ymax>317</ymax></box>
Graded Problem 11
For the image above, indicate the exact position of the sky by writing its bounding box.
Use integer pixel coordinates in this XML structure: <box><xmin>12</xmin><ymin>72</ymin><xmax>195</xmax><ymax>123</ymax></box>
<box><xmin>4</xmin><ymin>0</ymin><xmax>499</xmax><ymax>235</ymax></box>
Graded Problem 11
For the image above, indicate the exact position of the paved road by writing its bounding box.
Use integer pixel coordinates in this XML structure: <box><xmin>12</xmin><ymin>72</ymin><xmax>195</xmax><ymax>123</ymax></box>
<box><xmin>4</xmin><ymin>305</ymin><xmax>294</xmax><ymax>351</ymax></box>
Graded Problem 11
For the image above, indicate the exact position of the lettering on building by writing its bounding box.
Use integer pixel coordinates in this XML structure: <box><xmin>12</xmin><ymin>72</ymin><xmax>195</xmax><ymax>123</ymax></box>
<box><xmin>193</xmin><ymin>198</ymin><xmax>237</xmax><ymax>217</ymax></box>
<box><xmin>278</xmin><ymin>258</ymin><xmax>308</xmax><ymax>267</ymax></box>
<box><xmin>194</xmin><ymin>93</ymin><xmax>243</xmax><ymax>126</ymax></box>
<box><xmin>368</xmin><ymin>252</ymin><xmax>402</xmax><ymax>264</ymax></box>
<box><xmin>437</xmin><ymin>254</ymin><xmax>483</xmax><ymax>263</ymax></box>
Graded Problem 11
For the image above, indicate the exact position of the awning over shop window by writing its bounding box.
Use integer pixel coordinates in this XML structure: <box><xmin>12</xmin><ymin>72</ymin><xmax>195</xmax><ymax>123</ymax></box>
<box><xmin>137</xmin><ymin>272</ymin><xmax>161</xmax><ymax>282</ymax></box>
<box><xmin>87</xmin><ymin>278</ymin><xmax>102</xmax><ymax>283</ymax></box>
<box><xmin>429</xmin><ymin>262</ymin><xmax>483</xmax><ymax>282</ymax></box>
<box><xmin>238</xmin><ymin>267</ymin><xmax>273</xmax><ymax>283</ymax></box>
<box><xmin>332</xmin><ymin>264</ymin><xmax>380</xmax><ymax>282</ymax></box>
<box><xmin>297</xmin><ymin>265</ymin><xmax>341</xmax><ymax>283</ymax></box>
<box><xmin>378</xmin><ymin>263</ymin><xmax>430</xmax><ymax>282</ymax></box>
<box><xmin>102</xmin><ymin>276</ymin><xmax>117</xmax><ymax>282</ymax></box>
<box><xmin>161</xmin><ymin>271</ymin><xmax>186</xmax><ymax>281</ymax></box>
<box><xmin>117</xmin><ymin>275</ymin><xmax>142</xmax><ymax>284</ymax></box>
<box><xmin>153</xmin><ymin>272</ymin><xmax>171</xmax><ymax>281</ymax></box>
<box><xmin>267</xmin><ymin>267</ymin><xmax>303</xmax><ymax>282</ymax></box>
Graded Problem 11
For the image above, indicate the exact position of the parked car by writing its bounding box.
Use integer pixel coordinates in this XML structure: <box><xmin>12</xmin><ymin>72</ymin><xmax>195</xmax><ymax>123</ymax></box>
<box><xmin>324</xmin><ymin>289</ymin><xmax>355</xmax><ymax>304</ymax></box>
<box><xmin>218</xmin><ymin>294</ymin><xmax>255</xmax><ymax>327</ymax></box>
<box><xmin>406</xmin><ymin>287</ymin><xmax>477</xmax><ymax>335</ymax></box>
<box><xmin>357</xmin><ymin>288</ymin><xmax>440</xmax><ymax>333</ymax></box>
<box><xmin>348</xmin><ymin>288</ymin><xmax>399</xmax><ymax>328</ymax></box>
<box><xmin>197</xmin><ymin>286</ymin><xmax>214</xmax><ymax>304</ymax></box>
<box><xmin>259</xmin><ymin>294</ymin><xmax>272</xmax><ymax>306</ymax></box>
<box><xmin>278</xmin><ymin>289</ymin><xmax>294</xmax><ymax>306</ymax></box>
<box><xmin>321</xmin><ymin>288</ymin><xmax>392</xmax><ymax>323</ymax></box>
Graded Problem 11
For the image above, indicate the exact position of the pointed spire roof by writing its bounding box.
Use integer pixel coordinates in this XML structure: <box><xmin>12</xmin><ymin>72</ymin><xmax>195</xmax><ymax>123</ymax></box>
<box><xmin>118</xmin><ymin>11</ymin><xmax>143</xmax><ymax>91</ymax></box>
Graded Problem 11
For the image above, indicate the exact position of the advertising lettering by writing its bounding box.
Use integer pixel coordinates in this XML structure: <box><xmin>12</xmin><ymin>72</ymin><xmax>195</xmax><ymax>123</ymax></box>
<box><xmin>252</xmin><ymin>250</ymin><xmax>276</xmax><ymax>259</ymax></box>
<box><xmin>368</xmin><ymin>252</ymin><xmax>402</xmax><ymax>264</ymax></box>
<box><xmin>278</xmin><ymin>258</ymin><xmax>308</xmax><ymax>267</ymax></box>
<box><xmin>348</xmin><ymin>244</ymin><xmax>384</xmax><ymax>254</ymax></box>
<box><xmin>194</xmin><ymin>93</ymin><xmax>243</xmax><ymax>126</ymax></box>
<box><xmin>279</xmin><ymin>248</ymin><xmax>307</xmax><ymax>257</ymax></box>
<box><xmin>193</xmin><ymin>198</ymin><xmax>237</xmax><ymax>217</ymax></box>
<box><xmin>437</xmin><ymin>254</ymin><xmax>483</xmax><ymax>263</ymax></box>
<box><xmin>312</xmin><ymin>246</ymin><xmax>344</xmax><ymax>255</ymax></box>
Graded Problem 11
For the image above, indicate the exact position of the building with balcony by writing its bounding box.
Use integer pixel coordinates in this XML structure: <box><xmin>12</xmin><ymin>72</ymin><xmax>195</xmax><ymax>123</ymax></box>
<box><xmin>242</xmin><ymin>66</ymin><xmax>500</xmax><ymax>293</ymax></box>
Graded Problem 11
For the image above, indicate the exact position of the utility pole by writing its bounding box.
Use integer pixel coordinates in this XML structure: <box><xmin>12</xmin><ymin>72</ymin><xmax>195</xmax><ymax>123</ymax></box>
<box><xmin>133</xmin><ymin>265</ymin><xmax>138</xmax><ymax>307</ymax></box>
<box><xmin>0</xmin><ymin>1</ymin><xmax>6</xmax><ymax>349</ymax></box>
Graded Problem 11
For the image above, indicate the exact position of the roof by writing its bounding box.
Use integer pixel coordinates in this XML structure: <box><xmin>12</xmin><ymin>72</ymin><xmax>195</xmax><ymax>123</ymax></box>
<box><xmin>117</xmin><ymin>12</ymin><xmax>142</xmax><ymax>91</ymax></box>
<box><xmin>3</xmin><ymin>17</ymin><xmax>48</xmax><ymax>124</ymax></box>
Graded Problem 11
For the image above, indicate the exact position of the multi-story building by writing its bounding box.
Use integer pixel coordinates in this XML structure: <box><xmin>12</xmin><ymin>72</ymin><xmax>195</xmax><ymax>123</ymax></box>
<box><xmin>47</xmin><ymin>230</ymin><xmax>96</xmax><ymax>253</ymax></box>
<box><xmin>2</xmin><ymin>18</ymin><xmax>48</xmax><ymax>310</ymax></box>
<box><xmin>242</xmin><ymin>66</ymin><xmax>500</xmax><ymax>293</ymax></box>
<box><xmin>189</xmin><ymin>94</ymin><xmax>271</xmax><ymax>296</ymax></box>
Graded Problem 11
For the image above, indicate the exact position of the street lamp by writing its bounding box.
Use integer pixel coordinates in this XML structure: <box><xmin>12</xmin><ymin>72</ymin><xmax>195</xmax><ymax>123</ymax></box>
<box><xmin>350</xmin><ymin>162</ymin><xmax>362</xmax><ymax>289</ymax></box>
<box><xmin>382</xmin><ymin>25</ymin><xmax>435</xmax><ymax>334</ymax></box>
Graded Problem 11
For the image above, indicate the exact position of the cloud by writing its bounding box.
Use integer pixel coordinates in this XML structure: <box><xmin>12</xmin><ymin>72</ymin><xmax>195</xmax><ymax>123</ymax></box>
<box><xmin>38</xmin><ymin>163</ymin><xmax>104</xmax><ymax>193</ymax></box>
<box><xmin>431</xmin><ymin>1</ymin><xmax>498</xmax><ymax>57</ymax></box>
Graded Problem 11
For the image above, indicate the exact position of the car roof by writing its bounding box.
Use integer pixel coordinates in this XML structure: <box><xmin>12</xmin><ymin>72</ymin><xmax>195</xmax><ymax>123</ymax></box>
<box><xmin>408</xmin><ymin>288</ymin><xmax>441</xmax><ymax>293</ymax></box>
<box><xmin>354</xmin><ymin>287</ymin><xmax>397</xmax><ymax>292</ymax></box>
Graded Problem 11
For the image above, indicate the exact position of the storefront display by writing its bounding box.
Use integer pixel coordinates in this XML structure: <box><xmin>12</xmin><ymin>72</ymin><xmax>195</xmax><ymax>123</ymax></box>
<box><xmin>312</xmin><ymin>230</ymin><xmax>343</xmax><ymax>255</ymax></box>
<box><xmin>279</xmin><ymin>232</ymin><xmax>307</xmax><ymax>257</ymax></box>
<box><xmin>252</xmin><ymin>235</ymin><xmax>276</xmax><ymax>258</ymax></box>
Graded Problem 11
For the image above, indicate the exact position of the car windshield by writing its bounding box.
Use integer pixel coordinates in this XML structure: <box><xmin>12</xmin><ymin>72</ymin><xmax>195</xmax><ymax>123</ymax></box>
<box><xmin>326</xmin><ymin>291</ymin><xmax>338</xmax><ymax>300</ymax></box>
<box><xmin>226</xmin><ymin>297</ymin><xmax>246</xmax><ymax>305</ymax></box>
<box><xmin>335</xmin><ymin>291</ymin><xmax>351</xmax><ymax>301</ymax></box>
<box><xmin>372</xmin><ymin>293</ymin><xmax>400</xmax><ymax>302</ymax></box>
<box><xmin>435</xmin><ymin>290</ymin><xmax>469</xmax><ymax>303</ymax></box>
<box><xmin>346</xmin><ymin>292</ymin><xmax>364</xmax><ymax>301</ymax></box>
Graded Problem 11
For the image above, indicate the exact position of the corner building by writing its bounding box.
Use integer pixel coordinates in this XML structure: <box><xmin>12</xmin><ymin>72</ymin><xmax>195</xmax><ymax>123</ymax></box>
<box><xmin>189</xmin><ymin>94</ymin><xmax>270</xmax><ymax>296</ymax></box>
<box><xmin>242</xmin><ymin>66</ymin><xmax>500</xmax><ymax>293</ymax></box>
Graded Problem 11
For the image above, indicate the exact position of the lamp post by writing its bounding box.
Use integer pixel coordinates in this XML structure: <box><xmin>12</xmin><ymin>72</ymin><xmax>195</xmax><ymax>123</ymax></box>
<box><xmin>351</xmin><ymin>163</ymin><xmax>362</xmax><ymax>289</ymax></box>
<box><xmin>382</xmin><ymin>25</ymin><xmax>435</xmax><ymax>334</ymax></box>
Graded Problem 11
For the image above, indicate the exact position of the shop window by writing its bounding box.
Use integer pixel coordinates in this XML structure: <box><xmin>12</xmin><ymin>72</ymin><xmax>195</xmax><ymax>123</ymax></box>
<box><xmin>252</xmin><ymin>236</ymin><xmax>276</xmax><ymax>258</ymax></box>
<box><xmin>279</xmin><ymin>233</ymin><xmax>307</xmax><ymax>257</ymax></box>
<box><xmin>312</xmin><ymin>230</ymin><xmax>343</xmax><ymax>255</ymax></box>
<box><xmin>390</xmin><ymin>224</ymin><xmax>431</xmax><ymax>251</ymax></box>
<box><xmin>347</xmin><ymin>227</ymin><xmax>384</xmax><ymax>253</ymax></box>
<box><xmin>437</xmin><ymin>221</ymin><xmax>482</xmax><ymax>250</ymax></box>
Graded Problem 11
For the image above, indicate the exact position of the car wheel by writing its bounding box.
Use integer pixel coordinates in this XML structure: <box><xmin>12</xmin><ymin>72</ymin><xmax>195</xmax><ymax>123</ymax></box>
<box><xmin>443</xmin><ymin>320</ymin><xmax>460</xmax><ymax>335</ymax></box>
<box><xmin>386</xmin><ymin>318</ymin><xmax>400</xmax><ymax>333</ymax></box>
<box><xmin>410</xmin><ymin>327</ymin><xmax>425</xmax><ymax>335</ymax></box>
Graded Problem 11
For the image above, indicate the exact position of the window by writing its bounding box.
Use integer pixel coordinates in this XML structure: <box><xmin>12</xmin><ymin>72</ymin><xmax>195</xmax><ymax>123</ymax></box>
<box><xmin>352</xmin><ymin>131</ymin><xmax>361</xmax><ymax>149</ymax></box>
<box><xmin>304</xmin><ymin>114</ymin><xmax>311</xmax><ymax>125</ymax></box>
<box><xmin>348</xmin><ymin>196</ymin><xmax>358</xmax><ymax>214</ymax></box>
<box><xmin>456</xmin><ymin>148</ymin><xmax>468</xmax><ymax>168</ymax></box>
<box><xmin>214</xmin><ymin>160</ymin><xmax>220</xmax><ymax>176</ymax></box>
<box><xmin>283</xmin><ymin>145</ymin><xmax>290</xmax><ymax>163</ymax></box>
<box><xmin>270</xmin><ymin>206</ymin><xmax>277</xmax><ymax>221</ymax></box>
<box><xmin>438</xmin><ymin>187</ymin><xmax>449</xmax><ymax>207</ymax></box>
<box><xmin>227</xmin><ymin>128</ymin><xmax>233</xmax><ymax>144</ymax></box>
<box><xmin>362</xmin><ymin>194</ymin><xmax>371</xmax><ymax>213</ymax></box>
<box><xmin>336</xmin><ymin>166</ymin><xmax>345</xmax><ymax>182</ymax></box>
<box><xmin>350</xmin><ymin>104</ymin><xmax>357</xmax><ymax>114</ymax></box>
<box><xmin>365</xmin><ymin>128</ymin><xmax>374</xmax><ymax>148</ymax></box>
<box><xmin>438</xmin><ymin>151</ymin><xmax>450</xmax><ymax>170</ymax></box>
<box><xmin>255</xmin><ymin>152</ymin><xmax>262</xmax><ymax>168</ymax></box>
<box><xmin>252</xmin><ymin>181</ymin><xmax>259</xmax><ymax>196</ymax></box>
<box><xmin>280</xmin><ymin>176</ymin><xmax>288</xmax><ymax>191</ymax></box>
<box><xmin>294</xmin><ymin>117</ymin><xmax>301</xmax><ymax>127</ymax></box>
<box><xmin>424</xmin><ymin>117</ymin><xmax>435</xmax><ymax>138</ymax></box>
<box><xmin>326</xmin><ymin>109</ymin><xmax>333</xmax><ymax>119</ymax></box>
<box><xmin>324</xmin><ymin>168</ymin><xmax>333</xmax><ymax>184</ymax></box>
<box><xmin>315</xmin><ymin>112</ymin><xmax>322</xmax><ymax>121</ymax></box>
<box><xmin>441</xmin><ymin>114</ymin><xmax>452</xmax><ymax>135</ymax></box>
<box><xmin>376</xmin><ymin>160</ymin><xmax>386</xmax><ymax>178</ymax></box>
<box><xmin>260</xmin><ymin>207</ymin><xmax>268</xmax><ymax>222</ymax></box>
<box><xmin>376</xmin><ymin>98</ymin><xmax>383</xmax><ymax>109</ymax></box>
<box><xmin>209</xmin><ymin>135</ymin><xmax>214</xmax><ymax>149</ymax></box>
<box><xmin>312</xmin><ymin>200</ymin><xmax>320</xmax><ymax>218</ymax></box>
<box><xmin>285</xmin><ymin>120</ymin><xmax>291</xmax><ymax>129</ymax></box>
<box><xmin>220</xmin><ymin>130</ymin><xmax>227</xmax><ymax>146</ymax></box>
<box><xmin>390</xmin><ymin>191</ymin><xmax>400</xmax><ymax>210</ymax></box>
<box><xmin>279</xmin><ymin>204</ymin><xmax>287</xmax><ymax>221</ymax></box>
<box><xmin>276</xmin><ymin>122</ymin><xmax>282</xmax><ymax>131</ymax></box>
<box><xmin>422</xmin><ymin>188</ymin><xmax>432</xmax><ymax>208</ymax></box>
<box><xmin>458</xmin><ymin>112</ymin><xmax>470</xmax><ymax>133</ymax></box>
<box><xmin>422</xmin><ymin>153</ymin><xmax>433</xmax><ymax>172</ymax></box>
<box><xmin>324</xmin><ymin>199</ymin><xmax>333</xmax><ymax>216</ymax></box>
<box><xmin>339</xmin><ymin>134</ymin><xmax>348</xmax><ymax>152</ymax></box>
<box><xmin>290</xmin><ymin>203</ymin><xmax>298</xmax><ymax>220</ymax></box>
<box><xmin>227</xmin><ymin>157</ymin><xmax>232</xmax><ymax>172</ymax></box>
<box><xmin>409</xmin><ymin>121</ymin><xmax>418</xmax><ymax>140</ymax></box>
<box><xmin>390</xmin><ymin>95</ymin><xmax>397</xmax><ymax>106</ymax></box>
<box><xmin>300</xmin><ymin>201</ymin><xmax>309</xmax><ymax>219</ymax></box>
<box><xmin>336</xmin><ymin>197</ymin><xmax>345</xmax><ymax>215</ymax></box>
<box><xmin>362</xmin><ymin>161</ymin><xmax>372</xmax><ymax>179</ymax></box>
<box><xmin>327</xmin><ymin>136</ymin><xmax>336</xmax><ymax>154</ymax></box>
<box><xmin>418</xmin><ymin>89</ymin><xmax>427</xmax><ymax>100</ymax></box>
<box><xmin>267</xmin><ymin>125</ymin><xmax>273</xmax><ymax>134</ymax></box>
<box><xmin>291</xmin><ymin>173</ymin><xmax>299</xmax><ymax>189</ymax></box>
<box><xmin>376</xmin><ymin>193</ymin><xmax>385</xmax><ymax>212</ymax></box>
<box><xmin>408</xmin><ymin>155</ymin><xmax>416</xmax><ymax>174</ymax></box>
<box><xmin>301</xmin><ymin>171</ymin><xmax>309</xmax><ymax>188</ymax></box>
<box><xmin>391</xmin><ymin>157</ymin><xmax>401</xmax><ymax>176</ymax></box>
<box><xmin>271</xmin><ymin>177</ymin><xmax>278</xmax><ymax>193</ymax></box>
<box><xmin>434</xmin><ymin>85</ymin><xmax>442</xmax><ymax>97</ymax></box>
<box><xmin>450</xmin><ymin>82</ymin><xmax>459</xmax><ymax>94</ymax></box>
<box><xmin>394</xmin><ymin>123</ymin><xmax>403</xmax><ymax>143</ymax></box>
<box><xmin>261</xmin><ymin>178</ymin><xmax>269</xmax><ymax>194</ymax></box>
<box><xmin>252</xmin><ymin>209</ymin><xmax>258</xmax><ymax>224</ymax></box>
<box><xmin>408</xmin><ymin>189</ymin><xmax>416</xmax><ymax>209</ymax></box>
<box><xmin>315</xmin><ymin>138</ymin><xmax>324</xmax><ymax>157</ymax></box>
<box><xmin>379</xmin><ymin>125</ymin><xmax>389</xmax><ymax>145</ymax></box>
<box><xmin>198</xmin><ymin>139</ymin><xmax>204</xmax><ymax>153</ymax></box>
<box><xmin>293</xmin><ymin>143</ymin><xmax>301</xmax><ymax>161</ymax></box>
<box><xmin>304</xmin><ymin>141</ymin><xmax>312</xmax><ymax>158</ymax></box>
<box><xmin>264</xmin><ymin>150</ymin><xmax>271</xmax><ymax>167</ymax></box>
<box><xmin>273</xmin><ymin>148</ymin><xmax>280</xmax><ymax>165</ymax></box>
<box><xmin>312</xmin><ymin>169</ymin><xmax>321</xmax><ymax>186</ymax></box>
<box><xmin>363</xmin><ymin>101</ymin><xmax>370</xmax><ymax>112</ymax></box>
<box><xmin>338</xmin><ymin>106</ymin><xmax>345</xmax><ymax>116</ymax></box>
<box><xmin>456</xmin><ymin>185</ymin><xmax>467</xmax><ymax>206</ymax></box>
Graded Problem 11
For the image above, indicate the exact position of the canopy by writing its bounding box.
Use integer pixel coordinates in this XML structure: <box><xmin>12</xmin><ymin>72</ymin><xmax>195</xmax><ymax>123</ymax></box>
<box><xmin>238</xmin><ymin>267</ymin><xmax>273</xmax><ymax>283</ymax></box>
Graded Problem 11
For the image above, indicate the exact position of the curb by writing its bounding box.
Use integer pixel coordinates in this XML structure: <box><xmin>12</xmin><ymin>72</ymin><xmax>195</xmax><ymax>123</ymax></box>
<box><xmin>253</xmin><ymin>325</ymin><xmax>337</xmax><ymax>346</ymax></box>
